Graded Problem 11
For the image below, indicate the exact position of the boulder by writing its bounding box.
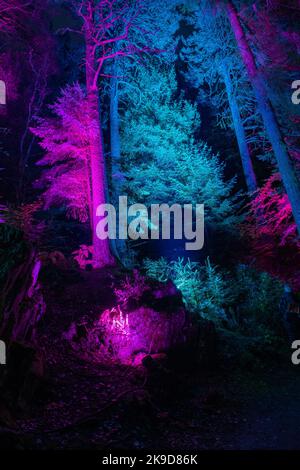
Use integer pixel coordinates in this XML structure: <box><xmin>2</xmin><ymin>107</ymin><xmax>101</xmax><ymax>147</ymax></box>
<box><xmin>95</xmin><ymin>279</ymin><xmax>194</xmax><ymax>365</ymax></box>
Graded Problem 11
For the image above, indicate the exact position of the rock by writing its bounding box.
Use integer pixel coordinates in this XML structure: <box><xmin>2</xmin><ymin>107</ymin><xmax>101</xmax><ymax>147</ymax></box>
<box><xmin>132</xmin><ymin>352</ymin><xmax>168</xmax><ymax>367</ymax></box>
<box><xmin>95</xmin><ymin>278</ymin><xmax>194</xmax><ymax>365</ymax></box>
<box><xmin>0</xmin><ymin>252</ymin><xmax>45</xmax><ymax>343</ymax></box>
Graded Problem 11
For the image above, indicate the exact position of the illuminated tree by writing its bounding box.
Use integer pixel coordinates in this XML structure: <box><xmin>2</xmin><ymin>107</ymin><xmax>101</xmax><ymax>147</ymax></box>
<box><xmin>31</xmin><ymin>84</ymin><xmax>92</xmax><ymax>225</ymax></box>
<box><xmin>107</xmin><ymin>0</ymin><xmax>180</xmax><ymax>257</ymax></box>
<box><xmin>55</xmin><ymin>0</ymin><xmax>147</xmax><ymax>266</ymax></box>
<box><xmin>242</xmin><ymin>173</ymin><xmax>300</xmax><ymax>289</ymax></box>
<box><xmin>108</xmin><ymin>0</ymin><xmax>180</xmax><ymax>195</ymax></box>
<box><xmin>181</xmin><ymin>2</ymin><xmax>258</xmax><ymax>193</ymax></box>
<box><xmin>122</xmin><ymin>64</ymin><xmax>238</xmax><ymax>228</ymax></box>
<box><xmin>225</xmin><ymin>0</ymin><xmax>300</xmax><ymax>234</ymax></box>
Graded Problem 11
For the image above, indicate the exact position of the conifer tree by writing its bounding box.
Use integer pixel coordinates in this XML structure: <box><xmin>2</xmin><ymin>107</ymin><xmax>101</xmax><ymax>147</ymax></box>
<box><xmin>122</xmin><ymin>64</ymin><xmax>238</xmax><ymax>228</ymax></box>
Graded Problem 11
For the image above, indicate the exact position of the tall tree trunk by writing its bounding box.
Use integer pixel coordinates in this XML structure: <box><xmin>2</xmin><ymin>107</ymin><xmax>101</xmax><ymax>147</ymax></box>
<box><xmin>110</xmin><ymin>71</ymin><xmax>122</xmax><ymax>190</ymax></box>
<box><xmin>221</xmin><ymin>65</ymin><xmax>257</xmax><ymax>193</ymax></box>
<box><xmin>85</xmin><ymin>40</ymin><xmax>112</xmax><ymax>267</ymax></box>
<box><xmin>226</xmin><ymin>0</ymin><xmax>300</xmax><ymax>233</ymax></box>
<box><xmin>110</xmin><ymin>60</ymin><xmax>126</xmax><ymax>259</ymax></box>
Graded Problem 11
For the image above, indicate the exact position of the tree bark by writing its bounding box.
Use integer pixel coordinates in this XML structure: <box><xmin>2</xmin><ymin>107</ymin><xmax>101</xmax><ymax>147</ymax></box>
<box><xmin>221</xmin><ymin>65</ymin><xmax>257</xmax><ymax>193</ymax></box>
<box><xmin>110</xmin><ymin>60</ymin><xmax>126</xmax><ymax>258</ymax></box>
<box><xmin>226</xmin><ymin>0</ymin><xmax>300</xmax><ymax>233</ymax></box>
<box><xmin>85</xmin><ymin>40</ymin><xmax>113</xmax><ymax>267</ymax></box>
<box><xmin>110</xmin><ymin>70</ymin><xmax>122</xmax><ymax>190</ymax></box>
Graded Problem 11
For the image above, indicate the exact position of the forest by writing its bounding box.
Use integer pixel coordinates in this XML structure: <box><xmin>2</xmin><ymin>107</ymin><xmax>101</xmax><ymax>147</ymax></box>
<box><xmin>1</xmin><ymin>0</ymin><xmax>300</xmax><ymax>455</ymax></box>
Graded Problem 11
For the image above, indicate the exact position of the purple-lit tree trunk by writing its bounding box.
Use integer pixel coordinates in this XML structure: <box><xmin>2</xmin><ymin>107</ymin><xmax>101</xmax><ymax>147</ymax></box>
<box><xmin>226</xmin><ymin>0</ymin><xmax>300</xmax><ymax>233</ymax></box>
<box><xmin>221</xmin><ymin>65</ymin><xmax>257</xmax><ymax>193</ymax></box>
<box><xmin>74</xmin><ymin>0</ymin><xmax>143</xmax><ymax>266</ymax></box>
<box><xmin>85</xmin><ymin>34</ymin><xmax>112</xmax><ymax>267</ymax></box>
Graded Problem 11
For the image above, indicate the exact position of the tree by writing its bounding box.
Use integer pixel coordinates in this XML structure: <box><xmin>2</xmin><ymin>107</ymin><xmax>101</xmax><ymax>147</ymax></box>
<box><xmin>225</xmin><ymin>0</ymin><xmax>300</xmax><ymax>234</ymax></box>
<box><xmin>31</xmin><ymin>84</ymin><xmax>92</xmax><ymax>226</ymax></box>
<box><xmin>108</xmin><ymin>0</ymin><xmax>180</xmax><ymax>194</ymax></box>
<box><xmin>239</xmin><ymin>1</ymin><xmax>300</xmax><ymax>174</ymax></box>
<box><xmin>242</xmin><ymin>173</ymin><xmax>300</xmax><ymax>290</ymax></box>
<box><xmin>0</xmin><ymin>1</ymin><xmax>56</xmax><ymax>203</ymax></box>
<box><xmin>57</xmin><ymin>0</ymin><xmax>146</xmax><ymax>266</ymax></box>
<box><xmin>181</xmin><ymin>3</ymin><xmax>257</xmax><ymax>193</ymax></box>
<box><xmin>18</xmin><ymin>3</ymin><xmax>56</xmax><ymax>201</ymax></box>
<box><xmin>107</xmin><ymin>0</ymin><xmax>180</xmax><ymax>257</ymax></box>
<box><xmin>122</xmin><ymin>63</ymin><xmax>238</xmax><ymax>228</ymax></box>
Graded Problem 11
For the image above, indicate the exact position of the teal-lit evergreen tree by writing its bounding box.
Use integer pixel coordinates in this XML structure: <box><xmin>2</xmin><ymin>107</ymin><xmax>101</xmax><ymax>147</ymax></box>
<box><xmin>121</xmin><ymin>63</ymin><xmax>238</xmax><ymax>228</ymax></box>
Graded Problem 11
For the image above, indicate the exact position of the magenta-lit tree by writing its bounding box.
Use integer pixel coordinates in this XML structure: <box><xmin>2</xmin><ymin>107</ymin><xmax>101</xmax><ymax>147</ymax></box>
<box><xmin>224</xmin><ymin>0</ymin><xmax>300</xmax><ymax>235</ymax></box>
<box><xmin>31</xmin><ymin>84</ymin><xmax>93</xmax><ymax>226</ymax></box>
<box><xmin>65</xmin><ymin>0</ymin><xmax>144</xmax><ymax>267</ymax></box>
<box><xmin>242</xmin><ymin>174</ymin><xmax>300</xmax><ymax>290</ymax></box>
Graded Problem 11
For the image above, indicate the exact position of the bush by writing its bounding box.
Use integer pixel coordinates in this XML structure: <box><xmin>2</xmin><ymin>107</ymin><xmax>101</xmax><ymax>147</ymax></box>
<box><xmin>232</xmin><ymin>264</ymin><xmax>283</xmax><ymax>336</ymax></box>
<box><xmin>143</xmin><ymin>257</ymin><xmax>232</xmax><ymax>324</ymax></box>
<box><xmin>143</xmin><ymin>257</ymin><xmax>284</xmax><ymax>338</ymax></box>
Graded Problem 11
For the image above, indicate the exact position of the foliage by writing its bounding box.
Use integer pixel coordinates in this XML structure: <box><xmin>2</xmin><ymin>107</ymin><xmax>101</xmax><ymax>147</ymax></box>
<box><xmin>31</xmin><ymin>84</ymin><xmax>91</xmax><ymax>224</ymax></box>
<box><xmin>241</xmin><ymin>174</ymin><xmax>300</xmax><ymax>289</ymax></box>
<box><xmin>0</xmin><ymin>201</ymin><xmax>44</xmax><ymax>243</ymax></box>
<box><xmin>143</xmin><ymin>257</ymin><xmax>232</xmax><ymax>324</ymax></box>
<box><xmin>72</xmin><ymin>244</ymin><xmax>93</xmax><ymax>270</ymax></box>
<box><xmin>121</xmin><ymin>63</ymin><xmax>238</xmax><ymax>228</ymax></box>
<box><xmin>180</xmin><ymin>1</ymin><xmax>272</xmax><ymax>162</ymax></box>
<box><xmin>114</xmin><ymin>269</ymin><xmax>150</xmax><ymax>304</ymax></box>
<box><xmin>143</xmin><ymin>256</ymin><xmax>283</xmax><ymax>337</ymax></box>
<box><xmin>232</xmin><ymin>264</ymin><xmax>283</xmax><ymax>335</ymax></box>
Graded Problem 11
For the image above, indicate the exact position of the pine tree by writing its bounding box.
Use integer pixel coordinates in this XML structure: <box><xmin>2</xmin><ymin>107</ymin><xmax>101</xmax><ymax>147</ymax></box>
<box><xmin>122</xmin><ymin>63</ymin><xmax>238</xmax><ymax>228</ymax></box>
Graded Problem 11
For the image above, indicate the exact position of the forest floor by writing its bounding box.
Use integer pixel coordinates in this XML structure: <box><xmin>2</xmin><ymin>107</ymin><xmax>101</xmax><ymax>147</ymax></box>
<box><xmin>1</xmin><ymin>267</ymin><xmax>300</xmax><ymax>450</ymax></box>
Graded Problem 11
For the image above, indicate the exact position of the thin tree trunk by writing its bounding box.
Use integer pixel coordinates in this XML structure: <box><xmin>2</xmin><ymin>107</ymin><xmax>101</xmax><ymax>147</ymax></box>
<box><xmin>85</xmin><ymin>40</ymin><xmax>112</xmax><ymax>267</ymax></box>
<box><xmin>110</xmin><ymin>70</ymin><xmax>122</xmax><ymax>190</ymax></box>
<box><xmin>226</xmin><ymin>0</ymin><xmax>300</xmax><ymax>233</ymax></box>
<box><xmin>221</xmin><ymin>65</ymin><xmax>257</xmax><ymax>193</ymax></box>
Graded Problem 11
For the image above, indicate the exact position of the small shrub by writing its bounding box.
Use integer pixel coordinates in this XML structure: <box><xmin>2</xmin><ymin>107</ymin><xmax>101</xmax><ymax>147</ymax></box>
<box><xmin>114</xmin><ymin>270</ymin><xmax>150</xmax><ymax>304</ymax></box>
<box><xmin>143</xmin><ymin>257</ymin><xmax>284</xmax><ymax>339</ymax></box>
<box><xmin>143</xmin><ymin>257</ymin><xmax>232</xmax><ymax>324</ymax></box>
